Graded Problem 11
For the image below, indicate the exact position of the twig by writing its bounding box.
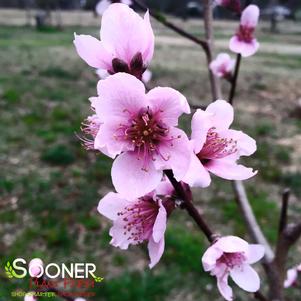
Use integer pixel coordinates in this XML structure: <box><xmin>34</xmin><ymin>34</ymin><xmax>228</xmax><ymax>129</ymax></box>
<box><xmin>132</xmin><ymin>0</ymin><xmax>208</xmax><ymax>52</ymax></box>
<box><xmin>203</xmin><ymin>0</ymin><xmax>222</xmax><ymax>100</ymax></box>
<box><xmin>254</xmin><ymin>291</ymin><xmax>269</xmax><ymax>301</ymax></box>
<box><xmin>228</xmin><ymin>53</ymin><xmax>241</xmax><ymax>104</ymax></box>
<box><xmin>232</xmin><ymin>181</ymin><xmax>274</xmax><ymax>262</ymax></box>
<box><xmin>164</xmin><ymin>170</ymin><xmax>216</xmax><ymax>243</ymax></box>
<box><xmin>278</xmin><ymin>188</ymin><xmax>290</xmax><ymax>235</ymax></box>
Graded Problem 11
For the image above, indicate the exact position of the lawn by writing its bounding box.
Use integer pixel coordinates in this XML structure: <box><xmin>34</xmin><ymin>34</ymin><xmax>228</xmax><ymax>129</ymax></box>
<box><xmin>0</xmin><ymin>12</ymin><xmax>301</xmax><ymax>301</ymax></box>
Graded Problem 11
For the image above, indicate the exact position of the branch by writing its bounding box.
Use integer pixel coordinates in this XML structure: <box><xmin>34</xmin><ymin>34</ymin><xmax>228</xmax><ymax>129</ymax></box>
<box><xmin>203</xmin><ymin>0</ymin><xmax>222</xmax><ymax>100</ymax></box>
<box><xmin>132</xmin><ymin>0</ymin><xmax>208</xmax><ymax>52</ymax></box>
<box><xmin>254</xmin><ymin>291</ymin><xmax>269</xmax><ymax>301</ymax></box>
<box><xmin>228</xmin><ymin>54</ymin><xmax>241</xmax><ymax>105</ymax></box>
<box><xmin>164</xmin><ymin>170</ymin><xmax>216</xmax><ymax>242</ymax></box>
<box><xmin>232</xmin><ymin>180</ymin><xmax>274</xmax><ymax>262</ymax></box>
<box><xmin>278</xmin><ymin>188</ymin><xmax>290</xmax><ymax>235</ymax></box>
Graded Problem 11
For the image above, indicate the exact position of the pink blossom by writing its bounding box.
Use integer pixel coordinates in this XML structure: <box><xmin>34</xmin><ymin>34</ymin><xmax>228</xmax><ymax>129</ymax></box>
<box><xmin>74</xmin><ymin>298</ymin><xmax>87</xmax><ymax>301</ymax></box>
<box><xmin>210</xmin><ymin>53</ymin><xmax>235</xmax><ymax>79</ymax></box>
<box><xmin>28</xmin><ymin>258</ymin><xmax>43</xmax><ymax>278</ymax></box>
<box><xmin>24</xmin><ymin>293</ymin><xmax>37</xmax><ymax>301</ymax></box>
<box><xmin>97</xmin><ymin>181</ymin><xmax>175</xmax><ymax>268</ymax></box>
<box><xmin>229</xmin><ymin>5</ymin><xmax>260</xmax><ymax>57</ymax></box>
<box><xmin>96</xmin><ymin>0</ymin><xmax>132</xmax><ymax>16</ymax></box>
<box><xmin>215</xmin><ymin>0</ymin><xmax>241</xmax><ymax>13</ymax></box>
<box><xmin>284</xmin><ymin>264</ymin><xmax>301</xmax><ymax>288</ymax></box>
<box><xmin>74</xmin><ymin>3</ymin><xmax>154</xmax><ymax>80</ymax></box>
<box><xmin>183</xmin><ymin>100</ymin><xmax>257</xmax><ymax>187</ymax></box>
<box><xmin>202</xmin><ymin>236</ymin><xmax>265</xmax><ymax>301</ymax></box>
<box><xmin>92</xmin><ymin>73</ymin><xmax>191</xmax><ymax>199</ymax></box>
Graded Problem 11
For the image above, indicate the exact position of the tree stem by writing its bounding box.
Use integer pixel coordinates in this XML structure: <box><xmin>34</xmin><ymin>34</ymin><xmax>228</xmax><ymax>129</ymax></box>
<box><xmin>164</xmin><ymin>170</ymin><xmax>216</xmax><ymax>243</ymax></box>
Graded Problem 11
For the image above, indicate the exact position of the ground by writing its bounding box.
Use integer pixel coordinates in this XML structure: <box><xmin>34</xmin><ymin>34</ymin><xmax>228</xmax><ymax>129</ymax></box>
<box><xmin>0</xmin><ymin>9</ymin><xmax>301</xmax><ymax>301</ymax></box>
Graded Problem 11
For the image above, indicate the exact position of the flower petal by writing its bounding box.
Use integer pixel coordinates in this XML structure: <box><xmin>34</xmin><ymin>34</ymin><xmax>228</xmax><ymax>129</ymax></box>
<box><xmin>155</xmin><ymin>180</ymin><xmax>174</xmax><ymax>196</ymax></box>
<box><xmin>229</xmin><ymin>36</ymin><xmax>259</xmax><ymax>57</ymax></box>
<box><xmin>153</xmin><ymin>128</ymin><xmax>191</xmax><ymax>181</ymax></box>
<box><xmin>111</xmin><ymin>152</ymin><xmax>162</xmax><ymax>199</ymax></box>
<box><xmin>73</xmin><ymin>34</ymin><xmax>112</xmax><ymax>69</ymax></box>
<box><xmin>202</xmin><ymin>246</ymin><xmax>223</xmax><ymax>272</ymax></box>
<box><xmin>183</xmin><ymin>152</ymin><xmax>211</xmax><ymax>188</ymax></box>
<box><xmin>284</xmin><ymin>268</ymin><xmax>298</xmax><ymax>288</ymax></box>
<box><xmin>247</xmin><ymin>244</ymin><xmax>265</xmax><ymax>264</ymax></box>
<box><xmin>206</xmin><ymin>159</ymin><xmax>257</xmax><ymax>181</ymax></box>
<box><xmin>241</xmin><ymin>5</ymin><xmax>260</xmax><ymax>28</ymax></box>
<box><xmin>147</xmin><ymin>87</ymin><xmax>190</xmax><ymax>126</ymax></box>
<box><xmin>152</xmin><ymin>200</ymin><xmax>167</xmax><ymax>243</ymax></box>
<box><xmin>95</xmin><ymin>0</ymin><xmax>110</xmax><ymax>16</ymax></box>
<box><xmin>101</xmin><ymin>4</ymin><xmax>154</xmax><ymax>65</ymax></box>
<box><xmin>191</xmin><ymin>109</ymin><xmax>212</xmax><ymax>153</ymax></box>
<box><xmin>206</xmin><ymin>99</ymin><xmax>234</xmax><ymax>130</ymax></box>
<box><xmin>230</xmin><ymin>264</ymin><xmax>260</xmax><ymax>292</ymax></box>
<box><xmin>95</xmin><ymin>73</ymin><xmax>146</xmax><ymax>122</ymax></box>
<box><xmin>94</xmin><ymin>119</ymin><xmax>133</xmax><ymax>158</ymax></box>
<box><xmin>97</xmin><ymin>192</ymin><xmax>129</xmax><ymax>221</ymax></box>
<box><xmin>214</xmin><ymin>236</ymin><xmax>249</xmax><ymax>253</ymax></box>
<box><xmin>217</xmin><ymin>274</ymin><xmax>233</xmax><ymax>301</ymax></box>
<box><xmin>109</xmin><ymin>220</ymin><xmax>131</xmax><ymax>250</ymax></box>
<box><xmin>148</xmin><ymin>236</ymin><xmax>165</xmax><ymax>269</ymax></box>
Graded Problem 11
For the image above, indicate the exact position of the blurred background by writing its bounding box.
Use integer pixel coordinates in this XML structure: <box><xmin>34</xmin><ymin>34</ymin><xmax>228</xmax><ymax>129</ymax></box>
<box><xmin>0</xmin><ymin>0</ymin><xmax>301</xmax><ymax>300</ymax></box>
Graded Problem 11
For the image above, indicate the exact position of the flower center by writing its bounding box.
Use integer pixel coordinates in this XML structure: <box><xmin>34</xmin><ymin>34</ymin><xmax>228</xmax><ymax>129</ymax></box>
<box><xmin>114</xmin><ymin>107</ymin><xmax>178</xmax><ymax>170</ymax></box>
<box><xmin>197</xmin><ymin>127</ymin><xmax>237</xmax><ymax>165</ymax></box>
<box><xmin>117</xmin><ymin>197</ymin><xmax>160</xmax><ymax>244</ymax></box>
<box><xmin>218</xmin><ymin>252</ymin><xmax>246</xmax><ymax>269</ymax></box>
<box><xmin>237</xmin><ymin>25</ymin><xmax>255</xmax><ymax>43</ymax></box>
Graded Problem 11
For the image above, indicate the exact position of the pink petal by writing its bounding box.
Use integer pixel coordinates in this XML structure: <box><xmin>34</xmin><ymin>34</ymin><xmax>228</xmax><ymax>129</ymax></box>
<box><xmin>155</xmin><ymin>180</ymin><xmax>174</xmax><ymax>196</ymax></box>
<box><xmin>217</xmin><ymin>274</ymin><xmax>233</xmax><ymax>301</ymax></box>
<box><xmin>215</xmin><ymin>236</ymin><xmax>249</xmax><ymax>253</ymax></box>
<box><xmin>94</xmin><ymin>119</ymin><xmax>134</xmax><ymax>158</ymax></box>
<box><xmin>73</xmin><ymin>34</ymin><xmax>112</xmax><ymax>69</ymax></box>
<box><xmin>284</xmin><ymin>268</ymin><xmax>298</xmax><ymax>288</ymax></box>
<box><xmin>100</xmin><ymin>4</ymin><xmax>154</xmax><ymax>65</ymax></box>
<box><xmin>95</xmin><ymin>0</ymin><xmax>110</xmax><ymax>16</ymax></box>
<box><xmin>152</xmin><ymin>200</ymin><xmax>167</xmax><ymax>243</ymax></box>
<box><xmin>147</xmin><ymin>87</ymin><xmax>190</xmax><ymax>127</ymax></box>
<box><xmin>229</xmin><ymin>36</ymin><xmax>259</xmax><ymax>57</ymax></box>
<box><xmin>142</xmin><ymin>69</ymin><xmax>152</xmax><ymax>83</ymax></box>
<box><xmin>246</xmin><ymin>244</ymin><xmax>265</xmax><ymax>264</ymax></box>
<box><xmin>109</xmin><ymin>220</ymin><xmax>131</xmax><ymax>250</ymax></box>
<box><xmin>111</xmin><ymin>152</ymin><xmax>162</xmax><ymax>199</ymax></box>
<box><xmin>97</xmin><ymin>192</ymin><xmax>129</xmax><ymax>221</ymax></box>
<box><xmin>183</xmin><ymin>152</ymin><xmax>211</xmax><ymax>188</ymax></box>
<box><xmin>153</xmin><ymin>128</ymin><xmax>191</xmax><ymax>181</ymax></box>
<box><xmin>95</xmin><ymin>73</ymin><xmax>146</xmax><ymax>122</ymax></box>
<box><xmin>206</xmin><ymin>159</ymin><xmax>257</xmax><ymax>181</ymax></box>
<box><xmin>218</xmin><ymin>129</ymin><xmax>257</xmax><ymax>156</ymax></box>
<box><xmin>230</xmin><ymin>264</ymin><xmax>260</xmax><ymax>292</ymax></box>
<box><xmin>191</xmin><ymin>109</ymin><xmax>213</xmax><ymax>153</ymax></box>
<box><xmin>241</xmin><ymin>5</ymin><xmax>260</xmax><ymax>28</ymax></box>
<box><xmin>96</xmin><ymin>68</ymin><xmax>109</xmax><ymax>79</ymax></box>
<box><xmin>206</xmin><ymin>100</ymin><xmax>234</xmax><ymax>131</ymax></box>
<box><xmin>202</xmin><ymin>246</ymin><xmax>223</xmax><ymax>272</ymax></box>
<box><xmin>148</xmin><ymin>236</ymin><xmax>165</xmax><ymax>269</ymax></box>
<box><xmin>142</xmin><ymin>11</ymin><xmax>155</xmax><ymax>64</ymax></box>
